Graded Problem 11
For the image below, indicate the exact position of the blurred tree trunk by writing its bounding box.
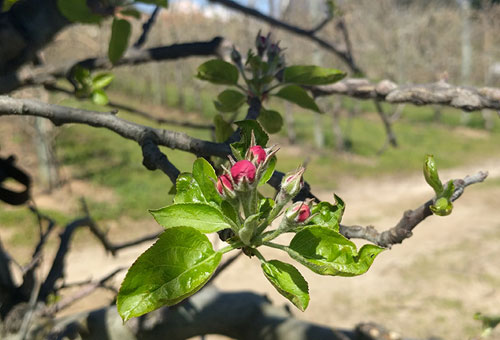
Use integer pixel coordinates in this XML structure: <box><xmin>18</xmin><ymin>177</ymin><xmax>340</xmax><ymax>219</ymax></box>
<box><xmin>30</xmin><ymin>88</ymin><xmax>60</xmax><ymax>192</ymax></box>
<box><xmin>459</xmin><ymin>0</ymin><xmax>472</xmax><ymax>125</ymax></box>
<box><xmin>330</xmin><ymin>98</ymin><xmax>345</xmax><ymax>152</ymax></box>
<box><xmin>284</xmin><ymin>102</ymin><xmax>296</xmax><ymax>144</ymax></box>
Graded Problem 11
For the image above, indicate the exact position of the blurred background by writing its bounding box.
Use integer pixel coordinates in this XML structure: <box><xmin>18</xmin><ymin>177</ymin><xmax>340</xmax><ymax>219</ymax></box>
<box><xmin>1</xmin><ymin>0</ymin><xmax>500</xmax><ymax>338</ymax></box>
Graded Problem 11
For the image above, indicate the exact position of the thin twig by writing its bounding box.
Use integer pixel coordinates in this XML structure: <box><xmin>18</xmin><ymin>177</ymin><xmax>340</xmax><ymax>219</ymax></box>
<box><xmin>208</xmin><ymin>0</ymin><xmax>362</xmax><ymax>74</ymax></box>
<box><xmin>133</xmin><ymin>6</ymin><xmax>161</xmax><ymax>49</ymax></box>
<box><xmin>42</xmin><ymin>267</ymin><xmax>126</xmax><ymax>316</ymax></box>
<box><xmin>339</xmin><ymin>171</ymin><xmax>489</xmax><ymax>247</ymax></box>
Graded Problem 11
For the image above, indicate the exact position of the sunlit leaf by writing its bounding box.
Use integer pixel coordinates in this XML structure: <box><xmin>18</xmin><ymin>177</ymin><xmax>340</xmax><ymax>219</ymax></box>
<box><xmin>150</xmin><ymin>203</ymin><xmax>234</xmax><ymax>233</ymax></box>
<box><xmin>196</xmin><ymin>59</ymin><xmax>239</xmax><ymax>85</ymax></box>
<box><xmin>274</xmin><ymin>85</ymin><xmax>320</xmax><ymax>113</ymax></box>
<box><xmin>91</xmin><ymin>89</ymin><xmax>109</xmax><ymax>105</ymax></box>
<box><xmin>283</xmin><ymin>65</ymin><xmax>345</xmax><ymax>85</ymax></box>
<box><xmin>287</xmin><ymin>226</ymin><xmax>383</xmax><ymax>276</ymax></box>
<box><xmin>117</xmin><ymin>227</ymin><xmax>221</xmax><ymax>321</ymax></box>
<box><xmin>261</xmin><ymin>259</ymin><xmax>309</xmax><ymax>311</ymax></box>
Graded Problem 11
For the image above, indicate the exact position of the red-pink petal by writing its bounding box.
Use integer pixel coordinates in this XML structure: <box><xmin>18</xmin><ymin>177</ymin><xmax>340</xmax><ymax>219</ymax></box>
<box><xmin>231</xmin><ymin>160</ymin><xmax>256</xmax><ymax>183</ymax></box>
<box><xmin>216</xmin><ymin>174</ymin><xmax>233</xmax><ymax>194</ymax></box>
<box><xmin>249</xmin><ymin>145</ymin><xmax>266</xmax><ymax>164</ymax></box>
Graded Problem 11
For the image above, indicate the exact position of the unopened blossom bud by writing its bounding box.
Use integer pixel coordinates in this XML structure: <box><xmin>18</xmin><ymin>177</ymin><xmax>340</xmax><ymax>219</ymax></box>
<box><xmin>248</xmin><ymin>145</ymin><xmax>266</xmax><ymax>164</ymax></box>
<box><xmin>231</xmin><ymin>46</ymin><xmax>242</xmax><ymax>66</ymax></box>
<box><xmin>216</xmin><ymin>174</ymin><xmax>234</xmax><ymax>198</ymax></box>
<box><xmin>292</xmin><ymin>203</ymin><xmax>311</xmax><ymax>223</ymax></box>
<box><xmin>281</xmin><ymin>167</ymin><xmax>305</xmax><ymax>198</ymax></box>
<box><xmin>279</xmin><ymin>202</ymin><xmax>311</xmax><ymax>232</ymax></box>
<box><xmin>256</xmin><ymin>32</ymin><xmax>269</xmax><ymax>56</ymax></box>
<box><xmin>267</xmin><ymin>42</ymin><xmax>281</xmax><ymax>61</ymax></box>
<box><xmin>231</xmin><ymin>160</ymin><xmax>256</xmax><ymax>184</ymax></box>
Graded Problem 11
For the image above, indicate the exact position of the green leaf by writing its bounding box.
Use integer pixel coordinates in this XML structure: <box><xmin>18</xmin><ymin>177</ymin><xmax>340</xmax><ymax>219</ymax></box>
<box><xmin>234</xmin><ymin>120</ymin><xmax>269</xmax><ymax>147</ymax></box>
<box><xmin>196</xmin><ymin>59</ymin><xmax>239</xmax><ymax>85</ymax></box>
<box><xmin>192</xmin><ymin>158</ymin><xmax>221</xmax><ymax>205</ymax></box>
<box><xmin>221</xmin><ymin>201</ymin><xmax>239</xmax><ymax>225</ymax></box>
<box><xmin>258</xmin><ymin>109</ymin><xmax>283</xmax><ymax>134</ymax></box>
<box><xmin>283</xmin><ymin>65</ymin><xmax>346</xmax><ymax>85</ymax></box>
<box><xmin>150</xmin><ymin>203</ymin><xmax>233</xmax><ymax>233</ymax></box>
<box><xmin>423</xmin><ymin>154</ymin><xmax>443</xmax><ymax>194</ymax></box>
<box><xmin>174</xmin><ymin>173</ymin><xmax>206</xmax><ymax>204</ymax></box>
<box><xmin>258</xmin><ymin>198</ymin><xmax>275</xmax><ymax>219</ymax></box>
<box><xmin>231</xmin><ymin>120</ymin><xmax>269</xmax><ymax>161</ymax></box>
<box><xmin>140</xmin><ymin>0</ymin><xmax>169</xmax><ymax>8</ymax></box>
<box><xmin>2</xmin><ymin>0</ymin><xmax>19</xmax><ymax>11</ymax></box>
<box><xmin>108</xmin><ymin>18</ymin><xmax>132</xmax><ymax>64</ymax></box>
<box><xmin>308</xmin><ymin>195</ymin><xmax>345</xmax><ymax>230</ymax></box>
<box><xmin>214</xmin><ymin>90</ymin><xmax>246</xmax><ymax>112</ymax></box>
<box><xmin>441</xmin><ymin>181</ymin><xmax>455</xmax><ymax>200</ymax></box>
<box><xmin>73</xmin><ymin>66</ymin><xmax>91</xmax><ymax>86</ymax></box>
<box><xmin>287</xmin><ymin>226</ymin><xmax>383</xmax><ymax>276</ymax></box>
<box><xmin>274</xmin><ymin>85</ymin><xmax>321</xmax><ymax>113</ymax></box>
<box><xmin>430</xmin><ymin>197</ymin><xmax>453</xmax><ymax>216</ymax></box>
<box><xmin>92</xmin><ymin>73</ymin><xmax>114</xmax><ymax>90</ymax></box>
<box><xmin>120</xmin><ymin>8</ymin><xmax>142</xmax><ymax>19</ymax></box>
<box><xmin>91</xmin><ymin>89</ymin><xmax>109</xmax><ymax>105</ymax></box>
<box><xmin>57</xmin><ymin>0</ymin><xmax>102</xmax><ymax>23</ymax></box>
<box><xmin>259</xmin><ymin>156</ymin><xmax>276</xmax><ymax>185</ymax></box>
<box><xmin>117</xmin><ymin>227</ymin><xmax>221</xmax><ymax>321</ymax></box>
<box><xmin>213</xmin><ymin>115</ymin><xmax>234</xmax><ymax>143</ymax></box>
<box><xmin>261</xmin><ymin>260</ymin><xmax>309</xmax><ymax>311</ymax></box>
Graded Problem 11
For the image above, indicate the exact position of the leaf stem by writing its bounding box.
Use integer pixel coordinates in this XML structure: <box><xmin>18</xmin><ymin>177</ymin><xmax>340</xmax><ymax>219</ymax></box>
<box><xmin>251</xmin><ymin>248</ymin><xmax>266</xmax><ymax>262</ymax></box>
<box><xmin>263</xmin><ymin>241</ymin><xmax>288</xmax><ymax>252</ymax></box>
<box><xmin>218</xmin><ymin>241</ymin><xmax>243</xmax><ymax>254</ymax></box>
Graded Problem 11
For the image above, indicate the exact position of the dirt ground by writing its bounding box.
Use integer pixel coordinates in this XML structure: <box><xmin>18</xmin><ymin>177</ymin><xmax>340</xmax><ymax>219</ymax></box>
<box><xmin>29</xmin><ymin>157</ymin><xmax>498</xmax><ymax>340</ymax></box>
<box><xmin>1</xmin><ymin>116</ymin><xmax>500</xmax><ymax>339</ymax></box>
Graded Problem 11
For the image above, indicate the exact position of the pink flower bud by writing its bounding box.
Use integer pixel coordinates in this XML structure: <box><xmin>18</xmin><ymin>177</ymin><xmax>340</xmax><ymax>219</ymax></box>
<box><xmin>293</xmin><ymin>203</ymin><xmax>311</xmax><ymax>223</ymax></box>
<box><xmin>231</xmin><ymin>160</ymin><xmax>256</xmax><ymax>184</ymax></box>
<box><xmin>281</xmin><ymin>167</ymin><xmax>305</xmax><ymax>198</ymax></box>
<box><xmin>284</xmin><ymin>202</ymin><xmax>312</xmax><ymax>227</ymax></box>
<box><xmin>249</xmin><ymin>145</ymin><xmax>266</xmax><ymax>164</ymax></box>
<box><xmin>216</xmin><ymin>174</ymin><xmax>233</xmax><ymax>196</ymax></box>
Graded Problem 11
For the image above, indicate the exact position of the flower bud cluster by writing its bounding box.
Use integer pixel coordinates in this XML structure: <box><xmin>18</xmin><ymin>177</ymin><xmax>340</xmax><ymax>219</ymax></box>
<box><xmin>254</xmin><ymin>31</ymin><xmax>286</xmax><ymax>76</ymax></box>
<box><xmin>216</xmin><ymin>142</ymin><xmax>278</xmax><ymax>200</ymax></box>
<box><xmin>214</xmin><ymin>139</ymin><xmax>312</xmax><ymax>246</ymax></box>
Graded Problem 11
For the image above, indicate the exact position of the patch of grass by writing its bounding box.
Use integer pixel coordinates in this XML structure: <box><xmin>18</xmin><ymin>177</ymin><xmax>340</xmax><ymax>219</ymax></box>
<box><xmin>0</xmin><ymin>206</ymin><xmax>72</xmax><ymax>246</ymax></box>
